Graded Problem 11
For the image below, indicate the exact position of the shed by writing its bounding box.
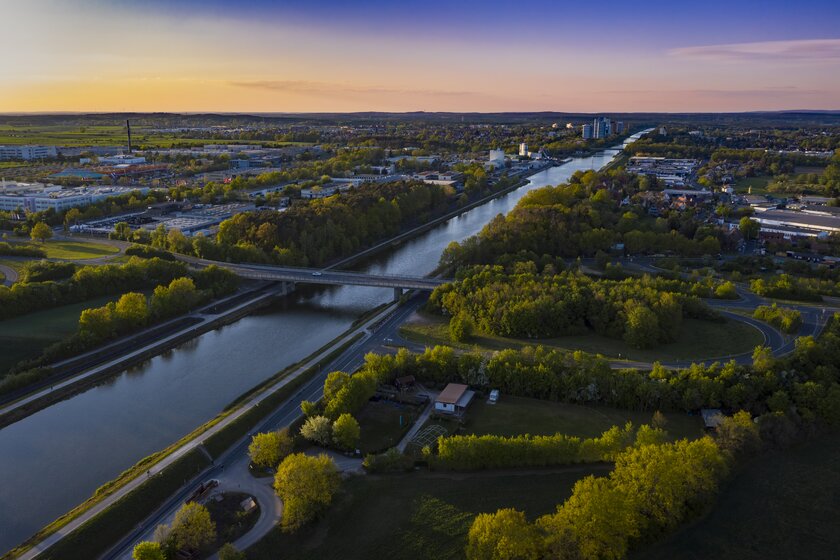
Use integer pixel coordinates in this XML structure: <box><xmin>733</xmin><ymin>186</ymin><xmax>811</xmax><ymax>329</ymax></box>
<box><xmin>701</xmin><ymin>408</ymin><xmax>724</xmax><ymax>430</ymax></box>
<box><xmin>395</xmin><ymin>375</ymin><xmax>416</xmax><ymax>390</ymax></box>
<box><xmin>240</xmin><ymin>496</ymin><xmax>257</xmax><ymax>513</ymax></box>
<box><xmin>435</xmin><ymin>383</ymin><xmax>475</xmax><ymax>414</ymax></box>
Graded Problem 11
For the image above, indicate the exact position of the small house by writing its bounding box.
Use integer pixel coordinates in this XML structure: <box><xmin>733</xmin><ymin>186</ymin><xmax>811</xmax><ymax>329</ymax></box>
<box><xmin>435</xmin><ymin>383</ymin><xmax>475</xmax><ymax>414</ymax></box>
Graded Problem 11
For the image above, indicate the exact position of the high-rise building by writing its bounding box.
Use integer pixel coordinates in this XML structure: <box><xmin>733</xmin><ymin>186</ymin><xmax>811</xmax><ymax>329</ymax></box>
<box><xmin>582</xmin><ymin>124</ymin><xmax>593</xmax><ymax>139</ymax></box>
<box><xmin>593</xmin><ymin>117</ymin><xmax>611</xmax><ymax>139</ymax></box>
<box><xmin>614</xmin><ymin>121</ymin><xmax>625</xmax><ymax>135</ymax></box>
<box><xmin>519</xmin><ymin>143</ymin><xmax>528</xmax><ymax>157</ymax></box>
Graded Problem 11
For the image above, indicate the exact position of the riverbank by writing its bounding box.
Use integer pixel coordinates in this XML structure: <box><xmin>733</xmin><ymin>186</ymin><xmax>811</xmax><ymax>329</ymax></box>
<box><xmin>0</xmin><ymin>281</ymin><xmax>293</xmax><ymax>429</ymax></box>
<box><xmin>8</xmin><ymin>300</ymin><xmax>396</xmax><ymax>560</ymax></box>
<box><xmin>0</xmin><ymin>135</ymin><xmax>649</xmax><ymax>556</ymax></box>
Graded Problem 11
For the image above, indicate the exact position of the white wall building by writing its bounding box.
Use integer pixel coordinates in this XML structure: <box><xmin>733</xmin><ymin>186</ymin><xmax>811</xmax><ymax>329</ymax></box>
<box><xmin>99</xmin><ymin>154</ymin><xmax>146</xmax><ymax>165</ymax></box>
<box><xmin>0</xmin><ymin>145</ymin><xmax>58</xmax><ymax>161</ymax></box>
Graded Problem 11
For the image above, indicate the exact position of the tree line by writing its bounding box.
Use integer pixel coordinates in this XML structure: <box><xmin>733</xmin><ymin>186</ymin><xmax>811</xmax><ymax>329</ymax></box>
<box><xmin>428</xmin><ymin>266</ymin><xmax>722</xmax><ymax>348</ymax></box>
<box><xmin>440</xmin><ymin>169</ymin><xmax>724</xmax><ymax>271</ymax></box>
<box><xmin>432</xmin><ymin>422</ymin><xmax>664</xmax><ymax>471</ymax></box>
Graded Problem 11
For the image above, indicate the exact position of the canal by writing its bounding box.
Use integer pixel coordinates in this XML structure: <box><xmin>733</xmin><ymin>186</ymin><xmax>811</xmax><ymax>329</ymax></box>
<box><xmin>0</xmin><ymin>132</ymin><xmax>647</xmax><ymax>553</ymax></box>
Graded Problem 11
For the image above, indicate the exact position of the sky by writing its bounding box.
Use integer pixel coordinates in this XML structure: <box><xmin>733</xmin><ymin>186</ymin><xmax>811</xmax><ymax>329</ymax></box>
<box><xmin>2</xmin><ymin>0</ymin><xmax>840</xmax><ymax>113</ymax></box>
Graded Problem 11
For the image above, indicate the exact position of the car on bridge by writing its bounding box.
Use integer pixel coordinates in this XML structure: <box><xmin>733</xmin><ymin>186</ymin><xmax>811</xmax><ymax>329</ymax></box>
<box><xmin>312</xmin><ymin>271</ymin><xmax>322</xmax><ymax>276</ymax></box>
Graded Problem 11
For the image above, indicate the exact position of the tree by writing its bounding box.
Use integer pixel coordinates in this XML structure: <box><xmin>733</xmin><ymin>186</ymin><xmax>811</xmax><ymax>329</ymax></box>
<box><xmin>715</xmin><ymin>411</ymin><xmax>761</xmax><ymax>459</ymax></box>
<box><xmin>64</xmin><ymin>207</ymin><xmax>82</xmax><ymax>229</ymax></box>
<box><xmin>300</xmin><ymin>415</ymin><xmax>332</xmax><ymax>446</ymax></box>
<box><xmin>169</xmin><ymin>502</ymin><xmax>216</xmax><ymax>551</ymax></box>
<box><xmin>300</xmin><ymin>400</ymin><xmax>318</xmax><ymax>417</ymax></box>
<box><xmin>539</xmin><ymin>476</ymin><xmax>638</xmax><ymax>560</ymax></box>
<box><xmin>274</xmin><ymin>453</ymin><xmax>340</xmax><ymax>530</ymax></box>
<box><xmin>248</xmin><ymin>428</ymin><xmax>294</xmax><ymax>469</ymax></box>
<box><xmin>467</xmin><ymin>508</ymin><xmax>542</xmax><ymax>560</ymax></box>
<box><xmin>739</xmin><ymin>216</ymin><xmax>760</xmax><ymax>240</ymax></box>
<box><xmin>114</xmin><ymin>292</ymin><xmax>149</xmax><ymax>328</ymax></box>
<box><xmin>752</xmin><ymin>345</ymin><xmax>775</xmax><ymax>372</ymax></box>
<box><xmin>30</xmin><ymin>222</ymin><xmax>53</xmax><ymax>243</ymax></box>
<box><xmin>218</xmin><ymin>543</ymin><xmax>246</xmax><ymax>560</ymax></box>
<box><xmin>132</xmin><ymin>541</ymin><xmax>165</xmax><ymax>560</ymax></box>
<box><xmin>450</xmin><ymin>312</ymin><xmax>474</xmax><ymax>342</ymax></box>
<box><xmin>332</xmin><ymin>413</ymin><xmax>360</xmax><ymax>450</ymax></box>
<box><xmin>624</xmin><ymin>302</ymin><xmax>659</xmax><ymax>349</ymax></box>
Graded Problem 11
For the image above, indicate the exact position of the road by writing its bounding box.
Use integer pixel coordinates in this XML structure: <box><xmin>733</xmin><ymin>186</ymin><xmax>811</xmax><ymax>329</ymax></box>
<box><xmin>102</xmin><ymin>295</ymin><xmax>426</xmax><ymax>559</ymax></box>
<box><xmin>0</xmin><ymin>263</ymin><xmax>18</xmax><ymax>286</ymax></box>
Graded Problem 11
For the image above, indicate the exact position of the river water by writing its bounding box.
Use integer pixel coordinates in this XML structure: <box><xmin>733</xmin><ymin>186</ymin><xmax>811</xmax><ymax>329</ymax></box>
<box><xmin>0</xmin><ymin>132</ymin><xmax>646</xmax><ymax>553</ymax></box>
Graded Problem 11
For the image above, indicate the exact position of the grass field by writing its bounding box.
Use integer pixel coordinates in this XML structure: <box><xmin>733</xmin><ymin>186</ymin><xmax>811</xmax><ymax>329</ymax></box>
<box><xmin>464</xmin><ymin>396</ymin><xmax>704</xmax><ymax>440</ymax></box>
<box><xmin>733</xmin><ymin>175</ymin><xmax>773</xmax><ymax>194</ymax></box>
<box><xmin>40</xmin><ymin>240</ymin><xmax>120</xmax><ymax>260</ymax></box>
<box><xmin>400</xmin><ymin>313</ymin><xmax>764</xmax><ymax>363</ymax></box>
<box><xmin>248</xmin><ymin>466</ymin><xmax>609</xmax><ymax>560</ymax></box>
<box><xmin>0</xmin><ymin>123</ymin><xmax>312</xmax><ymax>149</ymax></box>
<box><xmin>636</xmin><ymin>433</ymin><xmax>840</xmax><ymax>560</ymax></box>
<box><xmin>356</xmin><ymin>400</ymin><xmax>417</xmax><ymax>454</ymax></box>
<box><xmin>0</xmin><ymin>294</ymin><xmax>118</xmax><ymax>374</ymax></box>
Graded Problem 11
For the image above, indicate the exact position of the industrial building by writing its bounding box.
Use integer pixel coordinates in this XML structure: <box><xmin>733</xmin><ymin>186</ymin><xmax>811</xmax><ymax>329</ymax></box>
<box><xmin>626</xmin><ymin>156</ymin><xmax>699</xmax><ymax>187</ymax></box>
<box><xmin>0</xmin><ymin>145</ymin><xmax>58</xmax><ymax>161</ymax></box>
<box><xmin>0</xmin><ymin>182</ymin><xmax>149</xmax><ymax>213</ymax></box>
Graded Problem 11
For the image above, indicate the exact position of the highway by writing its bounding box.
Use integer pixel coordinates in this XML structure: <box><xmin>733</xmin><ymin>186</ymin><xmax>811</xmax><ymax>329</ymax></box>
<box><xmin>103</xmin><ymin>294</ymin><xmax>426</xmax><ymax>559</ymax></box>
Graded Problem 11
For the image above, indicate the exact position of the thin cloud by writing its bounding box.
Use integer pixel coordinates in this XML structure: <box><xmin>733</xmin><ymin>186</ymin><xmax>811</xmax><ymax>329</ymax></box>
<box><xmin>599</xmin><ymin>87</ymin><xmax>824</xmax><ymax>97</ymax></box>
<box><xmin>670</xmin><ymin>38</ymin><xmax>840</xmax><ymax>62</ymax></box>
<box><xmin>230</xmin><ymin>80</ymin><xmax>476</xmax><ymax>97</ymax></box>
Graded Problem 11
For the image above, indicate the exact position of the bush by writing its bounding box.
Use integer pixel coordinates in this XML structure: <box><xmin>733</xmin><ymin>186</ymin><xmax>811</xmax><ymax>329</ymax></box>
<box><xmin>363</xmin><ymin>447</ymin><xmax>415</xmax><ymax>473</ymax></box>
<box><xmin>19</xmin><ymin>260</ymin><xmax>76</xmax><ymax>283</ymax></box>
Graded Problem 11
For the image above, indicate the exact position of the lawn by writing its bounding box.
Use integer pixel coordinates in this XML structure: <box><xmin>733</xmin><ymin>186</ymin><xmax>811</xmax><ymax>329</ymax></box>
<box><xmin>40</xmin><ymin>240</ymin><xmax>120</xmax><ymax>260</ymax></box>
<box><xmin>733</xmin><ymin>175</ymin><xmax>773</xmax><ymax>194</ymax></box>
<box><xmin>247</xmin><ymin>466</ymin><xmax>609</xmax><ymax>560</ymax></box>
<box><xmin>206</xmin><ymin>492</ymin><xmax>260</xmax><ymax>550</ymax></box>
<box><xmin>464</xmin><ymin>396</ymin><xmax>704</xmax><ymax>440</ymax></box>
<box><xmin>400</xmin><ymin>313</ymin><xmax>764</xmax><ymax>363</ymax></box>
<box><xmin>635</xmin><ymin>433</ymin><xmax>840</xmax><ymax>560</ymax></box>
<box><xmin>0</xmin><ymin>294</ymin><xmax>118</xmax><ymax>374</ymax></box>
<box><xmin>356</xmin><ymin>400</ymin><xmax>418</xmax><ymax>454</ymax></box>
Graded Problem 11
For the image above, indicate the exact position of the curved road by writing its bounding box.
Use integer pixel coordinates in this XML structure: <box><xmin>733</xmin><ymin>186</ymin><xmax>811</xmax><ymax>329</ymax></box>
<box><xmin>0</xmin><ymin>263</ymin><xmax>18</xmax><ymax>286</ymax></box>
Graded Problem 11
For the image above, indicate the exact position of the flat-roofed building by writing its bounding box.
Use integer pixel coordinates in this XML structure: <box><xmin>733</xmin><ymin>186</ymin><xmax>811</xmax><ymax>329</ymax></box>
<box><xmin>434</xmin><ymin>383</ymin><xmax>475</xmax><ymax>414</ymax></box>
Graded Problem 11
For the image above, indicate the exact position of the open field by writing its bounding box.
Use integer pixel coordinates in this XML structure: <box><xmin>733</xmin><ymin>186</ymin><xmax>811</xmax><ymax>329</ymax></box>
<box><xmin>464</xmin><ymin>396</ymin><xmax>704</xmax><ymax>440</ymax></box>
<box><xmin>356</xmin><ymin>400</ymin><xmax>417</xmax><ymax>454</ymax></box>
<box><xmin>400</xmin><ymin>313</ymin><xmax>764</xmax><ymax>363</ymax></box>
<box><xmin>0</xmin><ymin>123</ymin><xmax>312</xmax><ymax>149</ymax></box>
<box><xmin>40</xmin><ymin>240</ymin><xmax>120</xmax><ymax>260</ymax></box>
<box><xmin>733</xmin><ymin>175</ymin><xmax>773</xmax><ymax>194</ymax></box>
<box><xmin>0</xmin><ymin>294</ymin><xmax>118</xmax><ymax>374</ymax></box>
<box><xmin>248</xmin><ymin>466</ymin><xmax>609</xmax><ymax>560</ymax></box>
<box><xmin>636</xmin><ymin>433</ymin><xmax>840</xmax><ymax>560</ymax></box>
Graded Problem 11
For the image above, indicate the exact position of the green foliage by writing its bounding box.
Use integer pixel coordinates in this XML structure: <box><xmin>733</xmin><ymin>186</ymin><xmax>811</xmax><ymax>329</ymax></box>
<box><xmin>753</xmin><ymin>304</ymin><xmax>803</xmax><ymax>334</ymax></box>
<box><xmin>274</xmin><ymin>453</ymin><xmax>341</xmax><ymax>531</ymax></box>
<box><xmin>0</xmin><ymin>241</ymin><xmax>46</xmax><ymax>258</ymax></box>
<box><xmin>218</xmin><ymin>543</ymin><xmax>247</xmax><ymax>560</ymax></box>
<box><xmin>467</xmin><ymin>508</ymin><xmax>542</xmax><ymax>560</ymax></box>
<box><xmin>362</xmin><ymin>447</ymin><xmax>414</xmax><ymax>473</ymax></box>
<box><xmin>18</xmin><ymin>260</ymin><xmax>76</xmax><ymax>283</ymax></box>
<box><xmin>0</xmin><ymin>257</ymin><xmax>188</xmax><ymax>321</ymax></box>
<box><xmin>715</xmin><ymin>411</ymin><xmax>762</xmax><ymax>460</ymax></box>
<box><xmin>132</xmin><ymin>541</ymin><xmax>165</xmax><ymax>560</ymax></box>
<box><xmin>248</xmin><ymin>428</ymin><xmax>294</xmax><ymax>469</ymax></box>
<box><xmin>30</xmin><ymin>221</ymin><xmax>54</xmax><ymax>243</ymax></box>
<box><xmin>212</xmin><ymin>180</ymin><xmax>452</xmax><ymax>266</ymax></box>
<box><xmin>430</xmin><ymin>267</ymin><xmax>720</xmax><ymax>348</ymax></box>
<box><xmin>168</xmin><ymin>502</ymin><xmax>216</xmax><ymax>552</ymax></box>
<box><xmin>332</xmin><ymin>413</ymin><xmax>361</xmax><ymax>450</ymax></box>
<box><xmin>433</xmin><ymin>422</ymin><xmax>640</xmax><ymax>470</ymax></box>
<box><xmin>529</xmin><ymin>437</ymin><xmax>728</xmax><ymax>560</ymax></box>
<box><xmin>300</xmin><ymin>415</ymin><xmax>332</xmax><ymax>446</ymax></box>
<box><xmin>449</xmin><ymin>312</ymin><xmax>474</xmax><ymax>342</ymax></box>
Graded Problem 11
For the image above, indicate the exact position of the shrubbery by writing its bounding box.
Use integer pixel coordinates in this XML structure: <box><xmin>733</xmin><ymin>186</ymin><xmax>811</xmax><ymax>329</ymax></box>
<box><xmin>753</xmin><ymin>304</ymin><xmax>803</xmax><ymax>334</ymax></box>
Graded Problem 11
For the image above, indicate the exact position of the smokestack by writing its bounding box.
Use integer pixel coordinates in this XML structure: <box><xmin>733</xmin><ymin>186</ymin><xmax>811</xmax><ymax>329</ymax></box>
<box><xmin>126</xmin><ymin>119</ymin><xmax>133</xmax><ymax>153</ymax></box>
